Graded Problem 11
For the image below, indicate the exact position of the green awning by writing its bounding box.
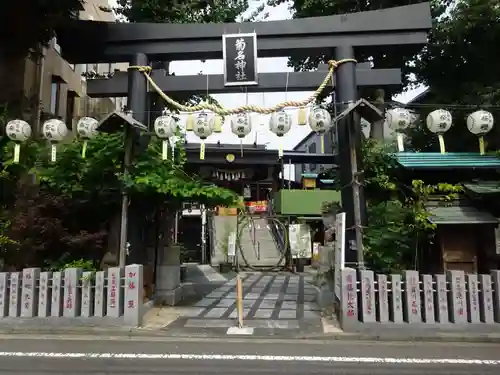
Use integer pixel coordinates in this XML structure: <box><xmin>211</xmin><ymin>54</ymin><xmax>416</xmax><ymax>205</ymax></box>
<box><xmin>426</xmin><ymin>205</ymin><xmax>498</xmax><ymax>225</ymax></box>
<box><xmin>395</xmin><ymin>152</ymin><xmax>500</xmax><ymax>169</ymax></box>
<box><xmin>463</xmin><ymin>181</ymin><xmax>500</xmax><ymax>195</ymax></box>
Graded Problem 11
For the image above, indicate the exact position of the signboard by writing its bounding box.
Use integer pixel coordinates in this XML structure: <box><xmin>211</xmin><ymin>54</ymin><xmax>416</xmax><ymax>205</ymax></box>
<box><xmin>222</xmin><ymin>32</ymin><xmax>258</xmax><ymax>86</ymax></box>
<box><xmin>228</xmin><ymin>232</ymin><xmax>236</xmax><ymax>257</ymax></box>
<box><xmin>334</xmin><ymin>212</ymin><xmax>346</xmax><ymax>299</ymax></box>
<box><xmin>245</xmin><ymin>201</ymin><xmax>268</xmax><ymax>213</ymax></box>
<box><xmin>289</xmin><ymin>224</ymin><xmax>311</xmax><ymax>259</ymax></box>
<box><xmin>182</xmin><ymin>202</ymin><xmax>201</xmax><ymax>216</ymax></box>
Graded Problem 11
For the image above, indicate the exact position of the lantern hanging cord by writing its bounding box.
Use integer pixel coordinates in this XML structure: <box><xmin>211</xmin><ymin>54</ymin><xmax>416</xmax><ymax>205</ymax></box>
<box><xmin>128</xmin><ymin>59</ymin><xmax>357</xmax><ymax>116</ymax></box>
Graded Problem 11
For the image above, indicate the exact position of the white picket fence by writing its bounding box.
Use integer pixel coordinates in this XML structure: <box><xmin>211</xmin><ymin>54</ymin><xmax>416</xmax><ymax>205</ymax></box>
<box><xmin>338</xmin><ymin>268</ymin><xmax>500</xmax><ymax>327</ymax></box>
<box><xmin>0</xmin><ymin>264</ymin><xmax>144</xmax><ymax>326</ymax></box>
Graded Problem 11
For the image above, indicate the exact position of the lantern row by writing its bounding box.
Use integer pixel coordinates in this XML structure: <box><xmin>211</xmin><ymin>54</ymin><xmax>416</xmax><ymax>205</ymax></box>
<box><xmin>4</xmin><ymin>107</ymin><xmax>333</xmax><ymax>163</ymax></box>
<box><xmin>387</xmin><ymin>108</ymin><xmax>494</xmax><ymax>154</ymax></box>
<box><xmin>5</xmin><ymin>117</ymin><xmax>98</xmax><ymax>163</ymax></box>
<box><xmin>155</xmin><ymin>107</ymin><xmax>332</xmax><ymax>159</ymax></box>
<box><xmin>5</xmin><ymin>108</ymin><xmax>493</xmax><ymax>163</ymax></box>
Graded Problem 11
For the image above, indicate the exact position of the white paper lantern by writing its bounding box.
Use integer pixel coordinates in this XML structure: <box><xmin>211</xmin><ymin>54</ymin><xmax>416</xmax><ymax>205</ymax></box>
<box><xmin>269</xmin><ymin>111</ymin><xmax>292</xmax><ymax>137</ymax></box>
<box><xmin>230</xmin><ymin>113</ymin><xmax>252</xmax><ymax>138</ymax></box>
<box><xmin>5</xmin><ymin>119</ymin><xmax>32</xmax><ymax>142</ymax></box>
<box><xmin>467</xmin><ymin>110</ymin><xmax>494</xmax><ymax>135</ymax></box>
<box><xmin>154</xmin><ymin>114</ymin><xmax>178</xmax><ymax>139</ymax></box>
<box><xmin>193</xmin><ymin>113</ymin><xmax>213</xmax><ymax>140</ymax></box>
<box><xmin>426</xmin><ymin>109</ymin><xmax>452</xmax><ymax>134</ymax></box>
<box><xmin>308</xmin><ymin>107</ymin><xmax>332</xmax><ymax>133</ymax></box>
<box><xmin>76</xmin><ymin>117</ymin><xmax>98</xmax><ymax>139</ymax></box>
<box><xmin>386</xmin><ymin>108</ymin><xmax>412</xmax><ymax>131</ymax></box>
<box><xmin>42</xmin><ymin>119</ymin><xmax>68</xmax><ymax>142</ymax></box>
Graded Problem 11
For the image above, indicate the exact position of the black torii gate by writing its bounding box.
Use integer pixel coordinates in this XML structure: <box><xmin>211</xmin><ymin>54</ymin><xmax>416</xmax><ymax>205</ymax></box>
<box><xmin>57</xmin><ymin>3</ymin><xmax>432</xmax><ymax>267</ymax></box>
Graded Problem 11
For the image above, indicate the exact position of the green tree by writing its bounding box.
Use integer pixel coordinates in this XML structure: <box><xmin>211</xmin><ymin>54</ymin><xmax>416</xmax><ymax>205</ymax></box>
<box><xmin>0</xmin><ymin>134</ymin><xmax>237</xmax><ymax>268</ymax></box>
<box><xmin>415</xmin><ymin>0</ymin><xmax>500</xmax><ymax>106</ymax></box>
<box><xmin>323</xmin><ymin>139</ymin><xmax>464</xmax><ymax>272</ymax></box>
<box><xmin>266</xmin><ymin>0</ymin><xmax>451</xmax><ymax>97</ymax></box>
<box><xmin>36</xmin><ymin>134</ymin><xmax>237</xmax><ymax>206</ymax></box>
<box><xmin>115</xmin><ymin>0</ymin><xmax>262</xmax><ymax>23</ymax></box>
<box><xmin>407</xmin><ymin>0</ymin><xmax>500</xmax><ymax>152</ymax></box>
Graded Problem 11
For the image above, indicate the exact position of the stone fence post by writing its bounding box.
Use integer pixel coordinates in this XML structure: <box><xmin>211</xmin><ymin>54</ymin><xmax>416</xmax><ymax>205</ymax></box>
<box><xmin>403</xmin><ymin>270</ymin><xmax>421</xmax><ymax>323</ymax></box>
<box><xmin>338</xmin><ymin>268</ymin><xmax>358</xmax><ymax>328</ymax></box>
<box><xmin>124</xmin><ymin>264</ymin><xmax>144</xmax><ymax>326</ymax></box>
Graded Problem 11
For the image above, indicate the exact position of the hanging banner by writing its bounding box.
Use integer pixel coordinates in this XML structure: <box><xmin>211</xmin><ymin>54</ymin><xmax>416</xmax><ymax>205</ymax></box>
<box><xmin>334</xmin><ymin>212</ymin><xmax>346</xmax><ymax>299</ymax></box>
<box><xmin>222</xmin><ymin>32</ymin><xmax>258</xmax><ymax>86</ymax></box>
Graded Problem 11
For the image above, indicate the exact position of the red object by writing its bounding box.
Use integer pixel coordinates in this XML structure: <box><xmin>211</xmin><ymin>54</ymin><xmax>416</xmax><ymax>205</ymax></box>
<box><xmin>245</xmin><ymin>201</ymin><xmax>268</xmax><ymax>213</ymax></box>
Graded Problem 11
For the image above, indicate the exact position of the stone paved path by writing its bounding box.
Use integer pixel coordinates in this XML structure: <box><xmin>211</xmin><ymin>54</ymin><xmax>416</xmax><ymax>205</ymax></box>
<box><xmin>162</xmin><ymin>272</ymin><xmax>323</xmax><ymax>337</ymax></box>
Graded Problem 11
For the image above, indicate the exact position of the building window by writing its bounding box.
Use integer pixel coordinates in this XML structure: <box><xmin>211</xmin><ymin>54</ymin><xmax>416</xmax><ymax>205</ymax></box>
<box><xmin>50</xmin><ymin>80</ymin><xmax>61</xmax><ymax>115</ymax></box>
<box><xmin>308</xmin><ymin>143</ymin><xmax>317</xmax><ymax>171</ymax></box>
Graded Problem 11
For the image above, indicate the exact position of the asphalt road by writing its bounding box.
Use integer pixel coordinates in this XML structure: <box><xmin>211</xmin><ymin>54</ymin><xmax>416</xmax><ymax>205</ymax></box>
<box><xmin>0</xmin><ymin>336</ymin><xmax>498</xmax><ymax>374</ymax></box>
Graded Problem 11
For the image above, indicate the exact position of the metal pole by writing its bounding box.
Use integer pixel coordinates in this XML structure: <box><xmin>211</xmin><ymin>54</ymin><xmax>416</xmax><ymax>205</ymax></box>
<box><xmin>119</xmin><ymin>52</ymin><xmax>148</xmax><ymax>268</ymax></box>
<box><xmin>334</xmin><ymin>45</ymin><xmax>365</xmax><ymax>269</ymax></box>
<box><xmin>236</xmin><ymin>274</ymin><xmax>244</xmax><ymax>328</ymax></box>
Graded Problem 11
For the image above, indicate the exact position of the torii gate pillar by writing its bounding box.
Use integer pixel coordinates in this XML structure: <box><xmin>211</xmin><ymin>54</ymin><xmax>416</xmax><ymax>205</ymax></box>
<box><xmin>123</xmin><ymin>52</ymin><xmax>149</xmax><ymax>266</ymax></box>
<box><xmin>335</xmin><ymin>45</ymin><xmax>367</xmax><ymax>267</ymax></box>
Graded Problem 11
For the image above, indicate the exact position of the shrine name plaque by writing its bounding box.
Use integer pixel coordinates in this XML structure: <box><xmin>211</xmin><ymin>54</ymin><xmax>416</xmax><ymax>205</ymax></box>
<box><xmin>222</xmin><ymin>33</ymin><xmax>258</xmax><ymax>86</ymax></box>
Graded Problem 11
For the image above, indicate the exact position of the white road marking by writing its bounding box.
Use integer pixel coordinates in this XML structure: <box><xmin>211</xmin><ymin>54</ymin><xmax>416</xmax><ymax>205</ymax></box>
<box><xmin>226</xmin><ymin>327</ymin><xmax>254</xmax><ymax>335</ymax></box>
<box><xmin>0</xmin><ymin>352</ymin><xmax>498</xmax><ymax>365</ymax></box>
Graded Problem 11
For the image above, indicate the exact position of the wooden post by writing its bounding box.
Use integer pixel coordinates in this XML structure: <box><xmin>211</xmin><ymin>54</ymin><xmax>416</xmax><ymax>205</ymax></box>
<box><xmin>236</xmin><ymin>274</ymin><xmax>244</xmax><ymax>328</ymax></box>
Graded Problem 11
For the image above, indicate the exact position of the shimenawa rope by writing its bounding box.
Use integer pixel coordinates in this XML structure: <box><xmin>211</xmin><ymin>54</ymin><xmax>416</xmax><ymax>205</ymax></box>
<box><xmin>128</xmin><ymin>59</ymin><xmax>357</xmax><ymax>116</ymax></box>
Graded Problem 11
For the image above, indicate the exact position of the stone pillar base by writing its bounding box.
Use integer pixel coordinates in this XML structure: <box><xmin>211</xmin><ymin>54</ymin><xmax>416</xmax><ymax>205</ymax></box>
<box><xmin>155</xmin><ymin>265</ymin><xmax>181</xmax><ymax>306</ymax></box>
<box><xmin>155</xmin><ymin>285</ymin><xmax>183</xmax><ymax>306</ymax></box>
